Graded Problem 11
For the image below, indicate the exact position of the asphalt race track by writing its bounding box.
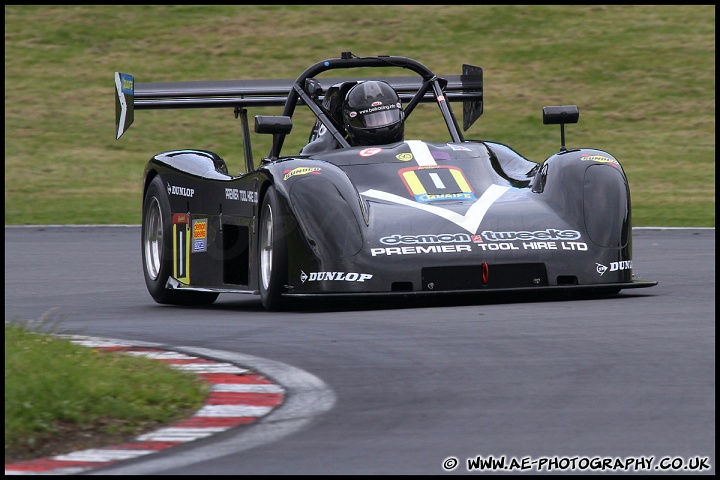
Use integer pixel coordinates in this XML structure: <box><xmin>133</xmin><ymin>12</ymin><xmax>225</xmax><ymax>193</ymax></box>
<box><xmin>4</xmin><ymin>226</ymin><xmax>715</xmax><ymax>475</ymax></box>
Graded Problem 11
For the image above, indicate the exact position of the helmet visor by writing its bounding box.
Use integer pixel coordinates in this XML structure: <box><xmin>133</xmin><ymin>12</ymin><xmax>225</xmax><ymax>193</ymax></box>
<box><xmin>363</xmin><ymin>108</ymin><xmax>402</xmax><ymax>128</ymax></box>
<box><xmin>349</xmin><ymin>103</ymin><xmax>402</xmax><ymax>129</ymax></box>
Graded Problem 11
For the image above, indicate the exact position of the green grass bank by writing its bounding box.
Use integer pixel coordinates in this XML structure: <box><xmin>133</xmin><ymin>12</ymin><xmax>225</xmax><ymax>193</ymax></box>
<box><xmin>5</xmin><ymin>321</ymin><xmax>209</xmax><ymax>463</ymax></box>
<box><xmin>4</xmin><ymin>5</ymin><xmax>715</xmax><ymax>227</ymax></box>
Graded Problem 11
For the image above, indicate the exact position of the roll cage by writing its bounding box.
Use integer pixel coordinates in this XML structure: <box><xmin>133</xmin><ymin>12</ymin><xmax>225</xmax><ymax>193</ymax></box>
<box><xmin>266</xmin><ymin>52</ymin><xmax>484</xmax><ymax>159</ymax></box>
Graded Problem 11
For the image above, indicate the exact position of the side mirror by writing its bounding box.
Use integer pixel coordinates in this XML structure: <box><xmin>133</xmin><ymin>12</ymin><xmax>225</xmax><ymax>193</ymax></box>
<box><xmin>542</xmin><ymin>105</ymin><xmax>579</xmax><ymax>125</ymax></box>
<box><xmin>542</xmin><ymin>105</ymin><xmax>579</xmax><ymax>152</ymax></box>
<box><xmin>255</xmin><ymin>115</ymin><xmax>292</xmax><ymax>134</ymax></box>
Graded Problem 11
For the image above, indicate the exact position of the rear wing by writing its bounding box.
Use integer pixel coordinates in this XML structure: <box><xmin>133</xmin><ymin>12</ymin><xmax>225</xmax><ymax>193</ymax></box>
<box><xmin>115</xmin><ymin>62</ymin><xmax>482</xmax><ymax>139</ymax></box>
<box><xmin>115</xmin><ymin>54</ymin><xmax>483</xmax><ymax>167</ymax></box>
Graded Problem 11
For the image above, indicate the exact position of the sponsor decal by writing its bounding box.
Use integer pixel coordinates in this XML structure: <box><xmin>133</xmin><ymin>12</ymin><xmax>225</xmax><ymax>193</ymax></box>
<box><xmin>120</xmin><ymin>74</ymin><xmax>133</xmax><ymax>94</ymax></box>
<box><xmin>373</xmin><ymin>232</ymin><xmax>588</xmax><ymax>254</ymax></box>
<box><xmin>396</xmin><ymin>153</ymin><xmax>413</xmax><ymax>162</ymax></box>
<box><xmin>475</xmin><ymin>241</ymin><xmax>587</xmax><ymax>251</ymax></box>
<box><xmin>581</xmin><ymin>154</ymin><xmax>619</xmax><ymax>168</ymax></box>
<box><xmin>481</xmin><ymin>229</ymin><xmax>582</xmax><ymax>241</ymax></box>
<box><xmin>476</xmin><ymin>242</ymin><xmax>520</xmax><ymax>251</ymax></box>
<box><xmin>192</xmin><ymin>219</ymin><xmax>207</xmax><ymax>253</ymax></box>
<box><xmin>358</xmin><ymin>103</ymin><xmax>401</xmax><ymax>115</ymax></box>
<box><xmin>193</xmin><ymin>220</ymin><xmax>206</xmax><ymax>239</ymax></box>
<box><xmin>421</xmin><ymin>192</ymin><xmax>473</xmax><ymax>201</ymax></box>
<box><xmin>225</xmin><ymin>188</ymin><xmax>257</xmax><ymax>202</ymax></box>
<box><xmin>359</xmin><ymin>147</ymin><xmax>382</xmax><ymax>157</ymax></box>
<box><xmin>371</xmin><ymin>244</ymin><xmax>473</xmax><ymax>256</ymax></box>
<box><xmin>361</xmin><ymin>184</ymin><xmax>509</xmax><ymax>235</ymax></box>
<box><xmin>283</xmin><ymin>167</ymin><xmax>322</xmax><ymax>181</ymax></box>
<box><xmin>372</xmin><ymin>232</ymin><xmax>598</xmax><ymax>255</ymax></box>
<box><xmin>380</xmin><ymin>233</ymin><xmax>471</xmax><ymax>245</ymax></box>
<box><xmin>172</xmin><ymin>213</ymin><xmax>189</xmax><ymax>224</ymax></box>
<box><xmin>596</xmin><ymin>260</ymin><xmax>632</xmax><ymax>276</ymax></box>
<box><xmin>399</xmin><ymin>165</ymin><xmax>476</xmax><ymax>203</ymax></box>
<box><xmin>475</xmin><ymin>229</ymin><xmax>587</xmax><ymax>252</ymax></box>
<box><xmin>557</xmin><ymin>241</ymin><xmax>587</xmax><ymax>250</ymax></box>
<box><xmin>362</xmin><ymin>141</ymin><xmax>509</xmax><ymax>234</ymax></box>
<box><xmin>193</xmin><ymin>239</ymin><xmax>206</xmax><ymax>253</ymax></box>
<box><xmin>300</xmin><ymin>271</ymin><xmax>373</xmax><ymax>283</ymax></box>
<box><xmin>167</xmin><ymin>183</ymin><xmax>195</xmax><ymax>198</ymax></box>
<box><xmin>448</xmin><ymin>144</ymin><xmax>472</xmax><ymax>151</ymax></box>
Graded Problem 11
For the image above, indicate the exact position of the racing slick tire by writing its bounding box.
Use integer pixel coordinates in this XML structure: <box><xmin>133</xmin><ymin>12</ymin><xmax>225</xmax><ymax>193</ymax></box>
<box><xmin>258</xmin><ymin>185</ymin><xmax>290</xmax><ymax>311</ymax></box>
<box><xmin>142</xmin><ymin>176</ymin><xmax>219</xmax><ymax>306</ymax></box>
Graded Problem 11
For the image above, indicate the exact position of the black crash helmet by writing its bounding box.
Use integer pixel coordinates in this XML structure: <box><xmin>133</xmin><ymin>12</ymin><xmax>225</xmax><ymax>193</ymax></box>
<box><xmin>342</xmin><ymin>80</ymin><xmax>404</xmax><ymax>146</ymax></box>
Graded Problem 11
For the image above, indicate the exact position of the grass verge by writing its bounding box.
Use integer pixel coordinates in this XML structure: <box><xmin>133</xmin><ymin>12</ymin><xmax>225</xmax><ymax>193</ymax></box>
<box><xmin>4</xmin><ymin>320</ymin><xmax>209</xmax><ymax>464</ymax></box>
<box><xmin>4</xmin><ymin>5</ymin><xmax>715</xmax><ymax>227</ymax></box>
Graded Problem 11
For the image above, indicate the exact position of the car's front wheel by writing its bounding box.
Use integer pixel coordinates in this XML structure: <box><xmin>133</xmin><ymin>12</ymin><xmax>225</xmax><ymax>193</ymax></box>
<box><xmin>258</xmin><ymin>185</ymin><xmax>289</xmax><ymax>311</ymax></box>
<box><xmin>142</xmin><ymin>176</ymin><xmax>219</xmax><ymax>305</ymax></box>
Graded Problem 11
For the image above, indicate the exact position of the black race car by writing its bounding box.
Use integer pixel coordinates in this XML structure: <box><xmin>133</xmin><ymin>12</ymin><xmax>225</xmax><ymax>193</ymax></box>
<box><xmin>114</xmin><ymin>52</ymin><xmax>656</xmax><ymax>310</ymax></box>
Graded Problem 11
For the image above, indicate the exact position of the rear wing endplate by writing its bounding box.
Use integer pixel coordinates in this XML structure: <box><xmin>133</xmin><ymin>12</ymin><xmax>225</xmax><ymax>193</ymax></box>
<box><xmin>114</xmin><ymin>73</ymin><xmax>135</xmax><ymax>140</ymax></box>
